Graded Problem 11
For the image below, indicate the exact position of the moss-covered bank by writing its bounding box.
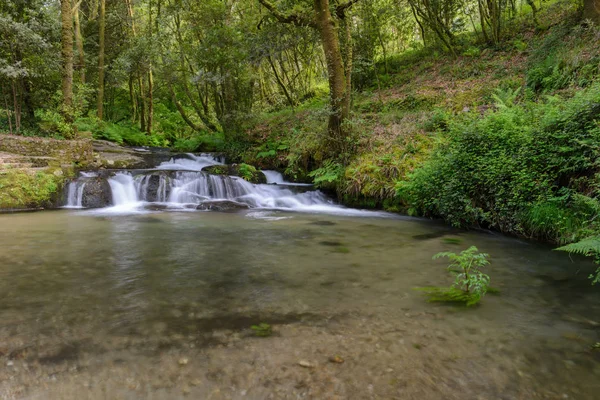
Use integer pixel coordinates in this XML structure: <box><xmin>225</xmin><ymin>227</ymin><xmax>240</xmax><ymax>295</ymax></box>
<box><xmin>0</xmin><ymin>134</ymin><xmax>94</xmax><ymax>210</ymax></box>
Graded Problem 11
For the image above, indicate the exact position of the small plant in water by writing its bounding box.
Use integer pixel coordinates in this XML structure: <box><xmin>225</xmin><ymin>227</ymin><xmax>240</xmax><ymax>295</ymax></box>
<box><xmin>417</xmin><ymin>246</ymin><xmax>491</xmax><ymax>306</ymax></box>
<box><xmin>251</xmin><ymin>322</ymin><xmax>273</xmax><ymax>337</ymax></box>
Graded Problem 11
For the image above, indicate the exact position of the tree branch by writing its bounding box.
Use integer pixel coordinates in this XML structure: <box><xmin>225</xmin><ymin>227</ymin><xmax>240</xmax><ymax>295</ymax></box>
<box><xmin>257</xmin><ymin>0</ymin><xmax>316</xmax><ymax>28</ymax></box>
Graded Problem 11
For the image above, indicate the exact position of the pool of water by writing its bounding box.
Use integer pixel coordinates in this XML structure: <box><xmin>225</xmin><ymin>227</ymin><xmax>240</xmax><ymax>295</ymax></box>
<box><xmin>0</xmin><ymin>209</ymin><xmax>599</xmax><ymax>399</ymax></box>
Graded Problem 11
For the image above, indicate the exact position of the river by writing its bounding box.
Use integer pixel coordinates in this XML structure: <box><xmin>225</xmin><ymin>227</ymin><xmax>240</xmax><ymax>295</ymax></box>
<box><xmin>0</xmin><ymin>155</ymin><xmax>599</xmax><ymax>399</ymax></box>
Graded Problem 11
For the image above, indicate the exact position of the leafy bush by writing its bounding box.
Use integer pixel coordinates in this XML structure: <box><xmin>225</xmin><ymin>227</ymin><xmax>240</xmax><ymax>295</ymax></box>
<box><xmin>36</xmin><ymin>109</ymin><xmax>74</xmax><ymax>139</ymax></box>
<box><xmin>398</xmin><ymin>82</ymin><xmax>600</xmax><ymax>237</ymax></box>
<box><xmin>173</xmin><ymin>132</ymin><xmax>224</xmax><ymax>152</ymax></box>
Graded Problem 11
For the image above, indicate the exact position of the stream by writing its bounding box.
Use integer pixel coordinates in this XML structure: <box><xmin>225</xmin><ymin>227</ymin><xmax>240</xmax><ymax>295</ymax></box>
<box><xmin>0</xmin><ymin>154</ymin><xmax>599</xmax><ymax>399</ymax></box>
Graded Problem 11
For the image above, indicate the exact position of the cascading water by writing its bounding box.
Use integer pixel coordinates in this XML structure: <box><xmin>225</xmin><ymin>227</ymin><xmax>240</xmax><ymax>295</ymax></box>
<box><xmin>65</xmin><ymin>181</ymin><xmax>86</xmax><ymax>208</ymax></box>
<box><xmin>108</xmin><ymin>173</ymin><xmax>139</xmax><ymax>206</ymax></box>
<box><xmin>63</xmin><ymin>152</ymin><xmax>364</xmax><ymax>214</ymax></box>
<box><xmin>155</xmin><ymin>153</ymin><xmax>224</xmax><ymax>171</ymax></box>
<box><xmin>64</xmin><ymin>172</ymin><xmax>97</xmax><ymax>208</ymax></box>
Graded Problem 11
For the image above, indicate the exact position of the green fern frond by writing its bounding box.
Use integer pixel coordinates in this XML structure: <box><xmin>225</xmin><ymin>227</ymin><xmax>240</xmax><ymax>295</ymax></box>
<box><xmin>555</xmin><ymin>236</ymin><xmax>600</xmax><ymax>257</ymax></box>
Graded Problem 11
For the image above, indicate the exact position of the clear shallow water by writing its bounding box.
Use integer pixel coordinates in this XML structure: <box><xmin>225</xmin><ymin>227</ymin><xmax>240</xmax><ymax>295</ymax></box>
<box><xmin>0</xmin><ymin>210</ymin><xmax>599</xmax><ymax>399</ymax></box>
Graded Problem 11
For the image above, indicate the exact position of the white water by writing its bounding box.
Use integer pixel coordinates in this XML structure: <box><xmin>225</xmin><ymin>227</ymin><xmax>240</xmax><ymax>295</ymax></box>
<box><xmin>262</xmin><ymin>170</ymin><xmax>285</xmax><ymax>184</ymax></box>
<box><xmin>64</xmin><ymin>181</ymin><xmax>86</xmax><ymax>208</ymax></box>
<box><xmin>64</xmin><ymin>172</ymin><xmax>98</xmax><ymax>208</ymax></box>
<box><xmin>155</xmin><ymin>153</ymin><xmax>223</xmax><ymax>171</ymax></box>
<box><xmin>262</xmin><ymin>170</ymin><xmax>313</xmax><ymax>187</ymax></box>
<box><xmin>65</xmin><ymin>154</ymin><xmax>385</xmax><ymax>216</ymax></box>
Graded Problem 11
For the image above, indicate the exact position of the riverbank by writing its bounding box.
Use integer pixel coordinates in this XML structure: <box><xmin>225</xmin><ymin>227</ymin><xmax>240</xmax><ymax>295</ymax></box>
<box><xmin>230</xmin><ymin>2</ymin><xmax>600</xmax><ymax>246</ymax></box>
<box><xmin>0</xmin><ymin>135</ymin><xmax>184</xmax><ymax>210</ymax></box>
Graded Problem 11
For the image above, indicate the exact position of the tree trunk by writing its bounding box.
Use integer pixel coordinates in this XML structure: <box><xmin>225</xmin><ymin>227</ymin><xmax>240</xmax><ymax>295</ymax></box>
<box><xmin>146</xmin><ymin>0</ymin><xmax>153</xmax><ymax>133</ymax></box>
<box><xmin>3</xmin><ymin>89</ymin><xmax>13</xmax><ymax>135</ymax></box>
<box><xmin>97</xmin><ymin>0</ymin><xmax>105</xmax><ymax>119</ymax></box>
<box><xmin>267</xmin><ymin>55</ymin><xmax>295</xmax><ymax>108</ymax></box>
<box><xmin>344</xmin><ymin>17</ymin><xmax>353</xmax><ymax>116</ymax></box>
<box><xmin>61</xmin><ymin>0</ymin><xmax>74</xmax><ymax>123</ymax></box>
<box><xmin>74</xmin><ymin>4</ymin><xmax>85</xmax><ymax>84</ymax></box>
<box><xmin>314</xmin><ymin>0</ymin><xmax>348</xmax><ymax>143</ymax></box>
<box><xmin>168</xmin><ymin>83</ymin><xmax>201</xmax><ymax>131</ymax></box>
<box><xmin>583</xmin><ymin>0</ymin><xmax>600</xmax><ymax>23</ymax></box>
<box><xmin>147</xmin><ymin>69</ymin><xmax>153</xmax><ymax>133</ymax></box>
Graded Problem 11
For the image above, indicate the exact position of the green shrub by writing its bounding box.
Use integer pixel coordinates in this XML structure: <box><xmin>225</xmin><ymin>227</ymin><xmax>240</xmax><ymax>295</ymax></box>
<box><xmin>398</xmin><ymin>82</ymin><xmax>600</xmax><ymax>237</ymax></box>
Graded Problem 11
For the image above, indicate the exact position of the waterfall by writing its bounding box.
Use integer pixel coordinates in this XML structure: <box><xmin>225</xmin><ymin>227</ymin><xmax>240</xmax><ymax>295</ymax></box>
<box><xmin>63</xmin><ymin>153</ymin><xmax>358</xmax><ymax>214</ymax></box>
<box><xmin>64</xmin><ymin>172</ymin><xmax>98</xmax><ymax>208</ymax></box>
<box><xmin>155</xmin><ymin>153</ymin><xmax>223</xmax><ymax>171</ymax></box>
<box><xmin>108</xmin><ymin>173</ymin><xmax>138</xmax><ymax>205</ymax></box>
<box><xmin>262</xmin><ymin>170</ymin><xmax>285</xmax><ymax>184</ymax></box>
<box><xmin>65</xmin><ymin>181</ymin><xmax>86</xmax><ymax>208</ymax></box>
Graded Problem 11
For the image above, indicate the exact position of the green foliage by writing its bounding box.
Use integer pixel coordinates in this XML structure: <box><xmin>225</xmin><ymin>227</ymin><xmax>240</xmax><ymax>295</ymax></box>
<box><xmin>555</xmin><ymin>236</ymin><xmax>600</xmax><ymax>284</ymax></box>
<box><xmin>308</xmin><ymin>159</ymin><xmax>344</xmax><ymax>189</ymax></box>
<box><xmin>512</xmin><ymin>39</ymin><xmax>528</xmax><ymax>52</ymax></box>
<box><xmin>491</xmin><ymin>86</ymin><xmax>521</xmax><ymax>109</ymax></box>
<box><xmin>398</xmin><ymin>82</ymin><xmax>600</xmax><ymax>235</ymax></box>
<box><xmin>421</xmin><ymin>109</ymin><xmax>450</xmax><ymax>132</ymax></box>
<box><xmin>250</xmin><ymin>323</ymin><xmax>272</xmax><ymax>337</ymax></box>
<box><xmin>0</xmin><ymin>169</ymin><xmax>62</xmax><ymax>209</ymax></box>
<box><xmin>172</xmin><ymin>132</ymin><xmax>224</xmax><ymax>152</ymax></box>
<box><xmin>238</xmin><ymin>163</ymin><xmax>258</xmax><ymax>182</ymax></box>
<box><xmin>35</xmin><ymin>109</ymin><xmax>74</xmax><ymax>139</ymax></box>
<box><xmin>521</xmin><ymin>194</ymin><xmax>600</xmax><ymax>243</ymax></box>
<box><xmin>417</xmin><ymin>246</ymin><xmax>491</xmax><ymax>307</ymax></box>
<box><xmin>462</xmin><ymin>46</ymin><xmax>481</xmax><ymax>57</ymax></box>
<box><xmin>527</xmin><ymin>22</ymin><xmax>600</xmax><ymax>92</ymax></box>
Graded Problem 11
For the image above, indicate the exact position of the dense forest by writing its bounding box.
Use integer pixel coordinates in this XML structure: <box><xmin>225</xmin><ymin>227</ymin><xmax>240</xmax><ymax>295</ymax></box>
<box><xmin>2</xmin><ymin>0</ymin><xmax>600</xmax><ymax>271</ymax></box>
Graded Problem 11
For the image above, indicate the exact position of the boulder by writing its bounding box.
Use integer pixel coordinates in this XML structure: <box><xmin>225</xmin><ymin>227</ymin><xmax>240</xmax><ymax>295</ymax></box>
<box><xmin>82</xmin><ymin>177</ymin><xmax>112</xmax><ymax>208</ymax></box>
<box><xmin>203</xmin><ymin>163</ymin><xmax>267</xmax><ymax>184</ymax></box>
<box><xmin>196</xmin><ymin>200</ymin><xmax>250</xmax><ymax>212</ymax></box>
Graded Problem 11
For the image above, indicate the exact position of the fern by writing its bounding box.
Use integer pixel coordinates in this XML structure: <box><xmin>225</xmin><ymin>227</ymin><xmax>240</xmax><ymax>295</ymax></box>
<box><xmin>308</xmin><ymin>160</ymin><xmax>344</xmax><ymax>187</ymax></box>
<box><xmin>555</xmin><ymin>236</ymin><xmax>600</xmax><ymax>284</ymax></box>
<box><xmin>491</xmin><ymin>87</ymin><xmax>521</xmax><ymax>109</ymax></box>
<box><xmin>417</xmin><ymin>246</ymin><xmax>492</xmax><ymax>306</ymax></box>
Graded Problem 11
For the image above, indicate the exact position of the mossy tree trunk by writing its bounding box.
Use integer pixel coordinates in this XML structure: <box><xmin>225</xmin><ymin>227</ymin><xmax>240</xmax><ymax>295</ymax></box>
<box><xmin>73</xmin><ymin>2</ymin><xmax>85</xmax><ymax>84</ymax></box>
<box><xmin>60</xmin><ymin>0</ymin><xmax>74</xmax><ymax>124</ymax></box>
<box><xmin>315</xmin><ymin>0</ymin><xmax>348</xmax><ymax>144</ymax></box>
<box><xmin>258</xmin><ymin>0</ymin><xmax>359</xmax><ymax>152</ymax></box>
<box><xmin>97</xmin><ymin>0</ymin><xmax>106</xmax><ymax>120</ymax></box>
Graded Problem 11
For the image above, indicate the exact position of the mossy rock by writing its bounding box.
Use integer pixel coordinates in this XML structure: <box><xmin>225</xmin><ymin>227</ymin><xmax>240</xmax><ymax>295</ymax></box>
<box><xmin>0</xmin><ymin>169</ymin><xmax>65</xmax><ymax>210</ymax></box>
<box><xmin>203</xmin><ymin>163</ymin><xmax>267</xmax><ymax>184</ymax></box>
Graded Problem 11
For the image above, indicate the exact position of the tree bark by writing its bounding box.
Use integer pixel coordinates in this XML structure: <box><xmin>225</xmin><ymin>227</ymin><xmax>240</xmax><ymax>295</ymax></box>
<box><xmin>61</xmin><ymin>0</ymin><xmax>74</xmax><ymax>123</ymax></box>
<box><xmin>314</xmin><ymin>0</ymin><xmax>348</xmax><ymax>142</ymax></box>
<box><xmin>258</xmin><ymin>0</ymin><xmax>360</xmax><ymax>147</ymax></box>
<box><xmin>267</xmin><ymin>55</ymin><xmax>295</xmax><ymax>108</ymax></box>
<box><xmin>584</xmin><ymin>0</ymin><xmax>600</xmax><ymax>23</ymax></box>
<box><xmin>168</xmin><ymin>83</ymin><xmax>202</xmax><ymax>131</ymax></box>
<box><xmin>146</xmin><ymin>0</ymin><xmax>153</xmax><ymax>133</ymax></box>
<box><xmin>74</xmin><ymin>4</ymin><xmax>85</xmax><ymax>84</ymax></box>
<box><xmin>97</xmin><ymin>0</ymin><xmax>105</xmax><ymax>119</ymax></box>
